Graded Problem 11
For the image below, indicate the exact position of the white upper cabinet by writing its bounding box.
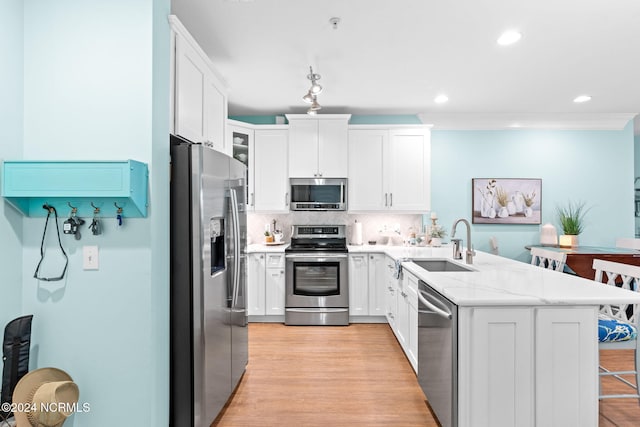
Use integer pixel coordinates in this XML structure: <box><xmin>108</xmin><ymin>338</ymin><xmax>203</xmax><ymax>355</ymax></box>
<box><xmin>253</xmin><ymin>128</ymin><xmax>289</xmax><ymax>212</ymax></box>
<box><xmin>171</xmin><ymin>16</ymin><xmax>228</xmax><ymax>154</ymax></box>
<box><xmin>203</xmin><ymin>78</ymin><xmax>227</xmax><ymax>154</ymax></box>
<box><xmin>348</xmin><ymin>129</ymin><xmax>387</xmax><ymax>211</ymax></box>
<box><xmin>286</xmin><ymin>114</ymin><xmax>350</xmax><ymax>178</ymax></box>
<box><xmin>227</xmin><ymin>120</ymin><xmax>254</xmax><ymax>210</ymax></box>
<box><xmin>174</xmin><ymin>34</ymin><xmax>204</xmax><ymax>143</ymax></box>
<box><xmin>387</xmin><ymin>128</ymin><xmax>430</xmax><ymax>211</ymax></box>
<box><xmin>348</xmin><ymin>126</ymin><xmax>431</xmax><ymax>212</ymax></box>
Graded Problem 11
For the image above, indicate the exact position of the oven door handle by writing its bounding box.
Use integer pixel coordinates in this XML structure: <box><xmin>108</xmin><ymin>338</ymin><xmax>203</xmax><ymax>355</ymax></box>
<box><xmin>418</xmin><ymin>289</ymin><xmax>452</xmax><ymax>320</ymax></box>
<box><xmin>285</xmin><ymin>253</ymin><xmax>348</xmax><ymax>259</ymax></box>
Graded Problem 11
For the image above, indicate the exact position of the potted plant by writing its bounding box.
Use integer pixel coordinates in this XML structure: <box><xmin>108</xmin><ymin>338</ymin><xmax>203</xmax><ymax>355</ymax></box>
<box><xmin>264</xmin><ymin>230</ymin><xmax>274</xmax><ymax>243</ymax></box>
<box><xmin>556</xmin><ymin>201</ymin><xmax>589</xmax><ymax>247</ymax></box>
<box><xmin>429</xmin><ymin>224</ymin><xmax>447</xmax><ymax>247</ymax></box>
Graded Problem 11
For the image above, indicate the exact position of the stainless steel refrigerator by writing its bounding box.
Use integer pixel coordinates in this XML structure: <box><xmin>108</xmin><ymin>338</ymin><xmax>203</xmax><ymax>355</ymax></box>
<box><xmin>170</xmin><ymin>135</ymin><xmax>248</xmax><ymax>427</ymax></box>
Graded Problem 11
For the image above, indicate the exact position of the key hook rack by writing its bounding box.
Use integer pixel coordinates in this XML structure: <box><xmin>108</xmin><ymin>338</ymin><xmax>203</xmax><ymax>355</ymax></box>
<box><xmin>1</xmin><ymin>160</ymin><xmax>148</xmax><ymax>218</ymax></box>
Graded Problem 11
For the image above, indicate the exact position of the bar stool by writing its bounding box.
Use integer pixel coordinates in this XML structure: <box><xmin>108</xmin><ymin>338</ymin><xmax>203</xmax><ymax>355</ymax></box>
<box><xmin>530</xmin><ymin>247</ymin><xmax>567</xmax><ymax>272</ymax></box>
<box><xmin>593</xmin><ymin>258</ymin><xmax>640</xmax><ymax>402</ymax></box>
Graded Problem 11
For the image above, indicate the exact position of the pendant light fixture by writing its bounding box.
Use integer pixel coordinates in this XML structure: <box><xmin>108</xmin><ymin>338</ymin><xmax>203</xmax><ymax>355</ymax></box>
<box><xmin>303</xmin><ymin>66</ymin><xmax>323</xmax><ymax>114</ymax></box>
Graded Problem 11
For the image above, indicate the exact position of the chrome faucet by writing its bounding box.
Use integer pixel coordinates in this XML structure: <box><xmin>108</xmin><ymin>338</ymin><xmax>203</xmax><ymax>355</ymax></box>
<box><xmin>451</xmin><ymin>218</ymin><xmax>476</xmax><ymax>264</ymax></box>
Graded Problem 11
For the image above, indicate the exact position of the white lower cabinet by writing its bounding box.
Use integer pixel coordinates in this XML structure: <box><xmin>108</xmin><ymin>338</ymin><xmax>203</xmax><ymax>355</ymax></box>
<box><xmin>247</xmin><ymin>252</ymin><xmax>285</xmax><ymax>318</ymax></box>
<box><xmin>349</xmin><ymin>254</ymin><xmax>369</xmax><ymax>316</ymax></box>
<box><xmin>247</xmin><ymin>253</ymin><xmax>266</xmax><ymax>315</ymax></box>
<box><xmin>404</xmin><ymin>272</ymin><xmax>419</xmax><ymax>370</ymax></box>
<box><xmin>393</xmin><ymin>270</ymin><xmax>419</xmax><ymax>372</ymax></box>
<box><xmin>367</xmin><ymin>254</ymin><xmax>386</xmax><ymax>316</ymax></box>
<box><xmin>265</xmin><ymin>254</ymin><xmax>286</xmax><ymax>315</ymax></box>
<box><xmin>534</xmin><ymin>307</ymin><xmax>598</xmax><ymax>427</ymax></box>
<box><xmin>458</xmin><ymin>305</ymin><xmax>598</xmax><ymax>427</ymax></box>
<box><xmin>384</xmin><ymin>256</ymin><xmax>398</xmax><ymax>328</ymax></box>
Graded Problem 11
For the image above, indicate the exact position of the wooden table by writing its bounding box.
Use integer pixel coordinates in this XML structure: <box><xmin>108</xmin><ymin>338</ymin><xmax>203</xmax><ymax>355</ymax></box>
<box><xmin>525</xmin><ymin>245</ymin><xmax>640</xmax><ymax>279</ymax></box>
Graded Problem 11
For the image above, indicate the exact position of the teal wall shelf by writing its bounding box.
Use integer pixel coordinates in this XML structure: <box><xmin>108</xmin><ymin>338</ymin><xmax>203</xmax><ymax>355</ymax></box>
<box><xmin>1</xmin><ymin>160</ymin><xmax>148</xmax><ymax>217</ymax></box>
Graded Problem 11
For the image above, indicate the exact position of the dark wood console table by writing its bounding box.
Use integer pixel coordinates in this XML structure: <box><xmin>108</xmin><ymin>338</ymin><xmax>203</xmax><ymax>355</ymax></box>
<box><xmin>525</xmin><ymin>245</ymin><xmax>640</xmax><ymax>279</ymax></box>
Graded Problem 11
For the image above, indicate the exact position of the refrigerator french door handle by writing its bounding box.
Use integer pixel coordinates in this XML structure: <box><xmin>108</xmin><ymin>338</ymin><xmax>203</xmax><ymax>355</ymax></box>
<box><xmin>229</xmin><ymin>188</ymin><xmax>241</xmax><ymax>308</ymax></box>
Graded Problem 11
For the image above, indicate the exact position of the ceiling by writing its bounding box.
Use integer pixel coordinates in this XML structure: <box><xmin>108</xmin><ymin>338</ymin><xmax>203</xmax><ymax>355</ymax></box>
<box><xmin>170</xmin><ymin>0</ymin><xmax>640</xmax><ymax>130</ymax></box>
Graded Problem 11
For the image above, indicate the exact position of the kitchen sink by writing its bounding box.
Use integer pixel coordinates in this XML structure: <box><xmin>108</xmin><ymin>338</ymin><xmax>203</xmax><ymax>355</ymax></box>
<box><xmin>412</xmin><ymin>259</ymin><xmax>475</xmax><ymax>272</ymax></box>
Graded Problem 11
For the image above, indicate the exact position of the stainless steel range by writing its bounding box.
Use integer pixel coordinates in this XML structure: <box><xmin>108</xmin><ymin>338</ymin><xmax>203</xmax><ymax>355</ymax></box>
<box><xmin>285</xmin><ymin>225</ymin><xmax>349</xmax><ymax>326</ymax></box>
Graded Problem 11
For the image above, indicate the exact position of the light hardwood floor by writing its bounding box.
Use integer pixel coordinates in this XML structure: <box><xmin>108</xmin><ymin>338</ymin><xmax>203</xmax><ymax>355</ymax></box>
<box><xmin>599</xmin><ymin>349</ymin><xmax>640</xmax><ymax>426</ymax></box>
<box><xmin>213</xmin><ymin>323</ymin><xmax>639</xmax><ymax>426</ymax></box>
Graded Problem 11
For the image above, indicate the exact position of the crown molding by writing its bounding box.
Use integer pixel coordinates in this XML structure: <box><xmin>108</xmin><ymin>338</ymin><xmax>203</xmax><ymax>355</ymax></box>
<box><xmin>417</xmin><ymin>113</ymin><xmax>637</xmax><ymax>131</ymax></box>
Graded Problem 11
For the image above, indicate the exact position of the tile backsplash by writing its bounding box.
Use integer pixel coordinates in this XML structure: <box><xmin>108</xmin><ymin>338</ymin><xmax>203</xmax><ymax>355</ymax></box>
<box><xmin>248</xmin><ymin>212</ymin><xmax>423</xmax><ymax>245</ymax></box>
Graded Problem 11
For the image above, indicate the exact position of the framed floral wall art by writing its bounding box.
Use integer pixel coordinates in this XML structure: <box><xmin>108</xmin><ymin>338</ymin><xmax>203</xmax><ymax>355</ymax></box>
<box><xmin>472</xmin><ymin>178</ymin><xmax>542</xmax><ymax>224</ymax></box>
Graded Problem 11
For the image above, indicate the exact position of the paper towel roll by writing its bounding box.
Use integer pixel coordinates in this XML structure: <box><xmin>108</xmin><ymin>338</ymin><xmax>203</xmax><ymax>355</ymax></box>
<box><xmin>352</xmin><ymin>221</ymin><xmax>363</xmax><ymax>245</ymax></box>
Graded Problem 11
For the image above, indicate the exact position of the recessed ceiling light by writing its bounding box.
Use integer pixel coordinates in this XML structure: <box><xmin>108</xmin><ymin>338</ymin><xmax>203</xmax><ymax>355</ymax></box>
<box><xmin>497</xmin><ymin>30</ymin><xmax>522</xmax><ymax>46</ymax></box>
<box><xmin>573</xmin><ymin>95</ymin><xmax>592</xmax><ymax>103</ymax></box>
<box><xmin>434</xmin><ymin>94</ymin><xmax>449</xmax><ymax>104</ymax></box>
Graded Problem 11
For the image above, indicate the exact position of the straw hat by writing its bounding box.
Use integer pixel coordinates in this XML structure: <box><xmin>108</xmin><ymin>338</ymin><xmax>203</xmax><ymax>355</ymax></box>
<box><xmin>12</xmin><ymin>367</ymin><xmax>79</xmax><ymax>427</ymax></box>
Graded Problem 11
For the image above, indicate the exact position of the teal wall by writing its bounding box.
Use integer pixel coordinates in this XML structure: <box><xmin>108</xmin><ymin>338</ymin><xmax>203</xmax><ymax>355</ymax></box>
<box><xmin>0</xmin><ymin>0</ymin><xmax>24</xmax><ymax>329</ymax></box>
<box><xmin>19</xmin><ymin>1</ymin><xmax>171</xmax><ymax>426</ymax></box>
<box><xmin>230</xmin><ymin>114</ymin><xmax>423</xmax><ymax>125</ymax></box>
<box><xmin>349</xmin><ymin>115</ymin><xmax>422</xmax><ymax>125</ymax></box>
<box><xmin>430</xmin><ymin>123</ymin><xmax>635</xmax><ymax>262</ymax></box>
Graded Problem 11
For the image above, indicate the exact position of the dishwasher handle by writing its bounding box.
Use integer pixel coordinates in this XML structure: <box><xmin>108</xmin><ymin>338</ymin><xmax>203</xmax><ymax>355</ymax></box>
<box><xmin>418</xmin><ymin>289</ymin><xmax>452</xmax><ymax>320</ymax></box>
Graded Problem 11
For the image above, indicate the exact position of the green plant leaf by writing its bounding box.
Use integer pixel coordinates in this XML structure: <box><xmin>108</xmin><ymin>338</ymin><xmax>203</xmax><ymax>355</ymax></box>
<box><xmin>556</xmin><ymin>201</ymin><xmax>590</xmax><ymax>235</ymax></box>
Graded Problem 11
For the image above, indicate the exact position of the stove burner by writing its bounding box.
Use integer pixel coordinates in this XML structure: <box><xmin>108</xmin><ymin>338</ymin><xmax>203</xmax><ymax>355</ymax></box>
<box><xmin>286</xmin><ymin>224</ymin><xmax>347</xmax><ymax>253</ymax></box>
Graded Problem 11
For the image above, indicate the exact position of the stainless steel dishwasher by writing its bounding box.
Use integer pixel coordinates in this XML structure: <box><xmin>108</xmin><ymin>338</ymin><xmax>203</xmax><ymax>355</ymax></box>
<box><xmin>417</xmin><ymin>280</ymin><xmax>458</xmax><ymax>427</ymax></box>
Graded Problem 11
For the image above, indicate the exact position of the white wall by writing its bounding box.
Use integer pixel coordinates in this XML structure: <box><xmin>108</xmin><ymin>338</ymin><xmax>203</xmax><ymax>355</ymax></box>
<box><xmin>20</xmin><ymin>1</ymin><xmax>170</xmax><ymax>425</ymax></box>
<box><xmin>0</xmin><ymin>0</ymin><xmax>24</xmax><ymax>329</ymax></box>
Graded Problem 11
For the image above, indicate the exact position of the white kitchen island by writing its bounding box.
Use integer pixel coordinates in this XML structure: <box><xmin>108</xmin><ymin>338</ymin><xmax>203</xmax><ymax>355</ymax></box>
<box><xmin>392</xmin><ymin>247</ymin><xmax>640</xmax><ymax>427</ymax></box>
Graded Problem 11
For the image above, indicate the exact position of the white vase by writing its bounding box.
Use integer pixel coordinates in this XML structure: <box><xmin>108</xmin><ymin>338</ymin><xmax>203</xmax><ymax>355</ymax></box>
<box><xmin>524</xmin><ymin>206</ymin><xmax>533</xmax><ymax>217</ymax></box>
<box><xmin>507</xmin><ymin>201</ymin><xmax>516</xmax><ymax>215</ymax></box>
<box><xmin>489</xmin><ymin>208</ymin><xmax>497</xmax><ymax>219</ymax></box>
<box><xmin>480</xmin><ymin>198</ymin><xmax>492</xmax><ymax>217</ymax></box>
<box><xmin>498</xmin><ymin>206</ymin><xmax>509</xmax><ymax>218</ymax></box>
<box><xmin>430</xmin><ymin>237</ymin><xmax>442</xmax><ymax>247</ymax></box>
<box><xmin>512</xmin><ymin>192</ymin><xmax>525</xmax><ymax>213</ymax></box>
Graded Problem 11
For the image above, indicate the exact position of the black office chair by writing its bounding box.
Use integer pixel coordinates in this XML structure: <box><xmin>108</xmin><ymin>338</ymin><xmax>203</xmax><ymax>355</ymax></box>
<box><xmin>0</xmin><ymin>315</ymin><xmax>33</xmax><ymax>424</ymax></box>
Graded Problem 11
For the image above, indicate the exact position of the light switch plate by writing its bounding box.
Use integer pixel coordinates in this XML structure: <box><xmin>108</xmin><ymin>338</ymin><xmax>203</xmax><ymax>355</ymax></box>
<box><xmin>83</xmin><ymin>245</ymin><xmax>99</xmax><ymax>270</ymax></box>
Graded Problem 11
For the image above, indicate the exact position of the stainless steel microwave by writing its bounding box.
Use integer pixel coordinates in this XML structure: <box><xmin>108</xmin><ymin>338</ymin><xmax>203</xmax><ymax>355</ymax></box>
<box><xmin>290</xmin><ymin>178</ymin><xmax>347</xmax><ymax>211</ymax></box>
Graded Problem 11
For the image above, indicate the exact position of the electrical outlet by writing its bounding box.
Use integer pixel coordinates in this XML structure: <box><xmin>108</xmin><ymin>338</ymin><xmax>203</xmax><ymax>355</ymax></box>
<box><xmin>83</xmin><ymin>246</ymin><xmax>99</xmax><ymax>270</ymax></box>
